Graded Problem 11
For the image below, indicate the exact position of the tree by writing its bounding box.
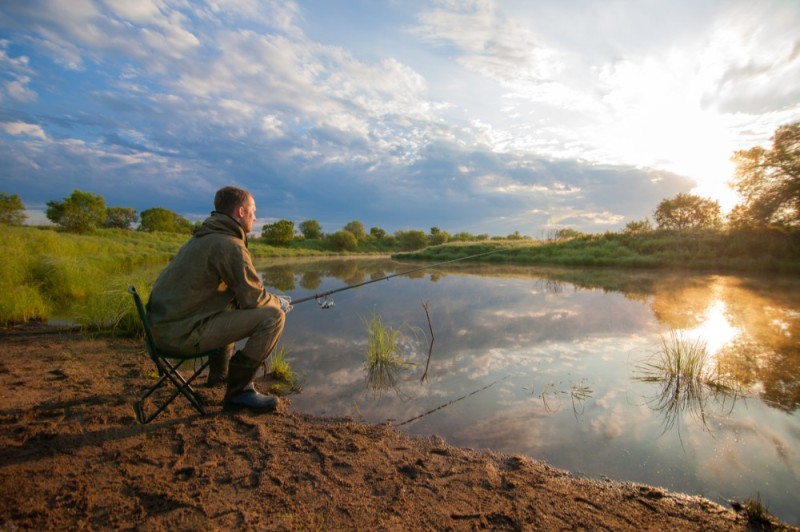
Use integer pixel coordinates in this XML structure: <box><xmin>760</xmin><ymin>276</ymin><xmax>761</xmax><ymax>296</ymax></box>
<box><xmin>330</xmin><ymin>230</ymin><xmax>357</xmax><ymax>251</ymax></box>
<box><xmin>554</xmin><ymin>228</ymin><xmax>583</xmax><ymax>241</ymax></box>
<box><xmin>369</xmin><ymin>226</ymin><xmax>386</xmax><ymax>239</ymax></box>
<box><xmin>299</xmin><ymin>219</ymin><xmax>322</xmax><ymax>239</ymax></box>
<box><xmin>653</xmin><ymin>193</ymin><xmax>721</xmax><ymax>230</ymax></box>
<box><xmin>262</xmin><ymin>219</ymin><xmax>295</xmax><ymax>245</ymax></box>
<box><xmin>624</xmin><ymin>218</ymin><xmax>653</xmax><ymax>234</ymax></box>
<box><xmin>395</xmin><ymin>229</ymin><xmax>428</xmax><ymax>250</ymax></box>
<box><xmin>730</xmin><ymin>121</ymin><xmax>800</xmax><ymax>227</ymax></box>
<box><xmin>343</xmin><ymin>220</ymin><xmax>366</xmax><ymax>241</ymax></box>
<box><xmin>429</xmin><ymin>226</ymin><xmax>450</xmax><ymax>245</ymax></box>
<box><xmin>139</xmin><ymin>207</ymin><xmax>193</xmax><ymax>233</ymax></box>
<box><xmin>46</xmin><ymin>189</ymin><xmax>107</xmax><ymax>232</ymax></box>
<box><xmin>104</xmin><ymin>207</ymin><xmax>139</xmax><ymax>229</ymax></box>
<box><xmin>0</xmin><ymin>193</ymin><xmax>26</xmax><ymax>225</ymax></box>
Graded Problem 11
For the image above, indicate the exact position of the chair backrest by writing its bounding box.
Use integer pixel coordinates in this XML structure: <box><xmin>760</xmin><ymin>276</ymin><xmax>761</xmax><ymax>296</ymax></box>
<box><xmin>128</xmin><ymin>285</ymin><xmax>160</xmax><ymax>362</ymax></box>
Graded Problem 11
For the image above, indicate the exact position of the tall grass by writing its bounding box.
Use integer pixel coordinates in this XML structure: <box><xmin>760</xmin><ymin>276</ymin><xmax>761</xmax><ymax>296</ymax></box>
<box><xmin>636</xmin><ymin>330</ymin><xmax>742</xmax><ymax>438</ymax></box>
<box><xmin>266</xmin><ymin>346</ymin><xmax>302</xmax><ymax>394</ymax></box>
<box><xmin>0</xmin><ymin>225</ymin><xmax>184</xmax><ymax>326</ymax></box>
<box><xmin>364</xmin><ymin>312</ymin><xmax>415</xmax><ymax>393</ymax></box>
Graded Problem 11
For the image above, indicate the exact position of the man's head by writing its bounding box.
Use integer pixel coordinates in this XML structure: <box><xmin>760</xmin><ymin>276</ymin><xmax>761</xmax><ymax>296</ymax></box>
<box><xmin>214</xmin><ymin>185</ymin><xmax>256</xmax><ymax>233</ymax></box>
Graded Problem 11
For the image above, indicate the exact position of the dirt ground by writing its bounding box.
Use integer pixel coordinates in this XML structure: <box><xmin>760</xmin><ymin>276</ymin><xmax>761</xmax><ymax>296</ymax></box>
<box><xmin>1</xmin><ymin>323</ymin><xmax>794</xmax><ymax>531</ymax></box>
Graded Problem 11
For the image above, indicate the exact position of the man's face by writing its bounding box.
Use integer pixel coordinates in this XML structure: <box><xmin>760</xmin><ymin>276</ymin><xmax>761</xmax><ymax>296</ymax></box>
<box><xmin>237</xmin><ymin>196</ymin><xmax>257</xmax><ymax>233</ymax></box>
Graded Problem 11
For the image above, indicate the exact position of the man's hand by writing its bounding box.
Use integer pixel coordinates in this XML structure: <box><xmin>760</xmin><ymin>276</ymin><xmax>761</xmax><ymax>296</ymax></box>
<box><xmin>277</xmin><ymin>295</ymin><xmax>293</xmax><ymax>314</ymax></box>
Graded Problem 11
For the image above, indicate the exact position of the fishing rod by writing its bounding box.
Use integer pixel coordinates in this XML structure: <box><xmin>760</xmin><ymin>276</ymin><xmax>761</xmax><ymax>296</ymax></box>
<box><xmin>291</xmin><ymin>248</ymin><xmax>507</xmax><ymax>308</ymax></box>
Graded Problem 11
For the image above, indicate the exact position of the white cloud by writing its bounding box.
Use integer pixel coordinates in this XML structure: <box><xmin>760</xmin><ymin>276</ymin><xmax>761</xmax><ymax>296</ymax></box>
<box><xmin>1</xmin><ymin>0</ymin><xmax>797</xmax><ymax>236</ymax></box>
<box><xmin>1</xmin><ymin>121</ymin><xmax>47</xmax><ymax>139</ymax></box>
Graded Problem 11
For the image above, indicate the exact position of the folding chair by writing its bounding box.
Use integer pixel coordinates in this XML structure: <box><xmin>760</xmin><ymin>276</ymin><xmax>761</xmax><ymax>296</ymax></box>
<box><xmin>128</xmin><ymin>285</ymin><xmax>213</xmax><ymax>424</ymax></box>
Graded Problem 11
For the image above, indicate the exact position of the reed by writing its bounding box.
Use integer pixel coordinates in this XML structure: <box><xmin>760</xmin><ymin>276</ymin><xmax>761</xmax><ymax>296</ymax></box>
<box><xmin>364</xmin><ymin>312</ymin><xmax>415</xmax><ymax>393</ymax></box>
<box><xmin>267</xmin><ymin>346</ymin><xmax>302</xmax><ymax>394</ymax></box>
<box><xmin>636</xmin><ymin>330</ymin><xmax>742</xmax><ymax>437</ymax></box>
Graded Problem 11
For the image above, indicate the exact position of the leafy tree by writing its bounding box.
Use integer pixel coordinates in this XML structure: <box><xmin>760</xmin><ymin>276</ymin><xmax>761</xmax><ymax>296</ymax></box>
<box><xmin>46</xmin><ymin>189</ymin><xmax>107</xmax><ymax>232</ymax></box>
<box><xmin>395</xmin><ymin>229</ymin><xmax>427</xmax><ymax>250</ymax></box>
<box><xmin>624</xmin><ymin>218</ymin><xmax>653</xmax><ymax>234</ymax></box>
<box><xmin>0</xmin><ymin>193</ymin><xmax>26</xmax><ymax>225</ymax></box>
<box><xmin>262</xmin><ymin>219</ymin><xmax>295</xmax><ymax>245</ymax></box>
<box><xmin>343</xmin><ymin>220</ymin><xmax>366</xmax><ymax>241</ymax></box>
<box><xmin>104</xmin><ymin>207</ymin><xmax>139</xmax><ymax>229</ymax></box>
<box><xmin>653</xmin><ymin>193</ymin><xmax>721</xmax><ymax>230</ymax></box>
<box><xmin>299</xmin><ymin>219</ymin><xmax>322</xmax><ymax>239</ymax></box>
<box><xmin>429</xmin><ymin>226</ymin><xmax>450</xmax><ymax>245</ymax></box>
<box><xmin>139</xmin><ymin>207</ymin><xmax>192</xmax><ymax>234</ymax></box>
<box><xmin>730</xmin><ymin>121</ymin><xmax>800</xmax><ymax>227</ymax></box>
<box><xmin>330</xmin><ymin>229</ymin><xmax>357</xmax><ymax>251</ymax></box>
<box><xmin>506</xmin><ymin>230</ymin><xmax>524</xmax><ymax>240</ymax></box>
<box><xmin>369</xmin><ymin>226</ymin><xmax>386</xmax><ymax>239</ymax></box>
<box><xmin>555</xmin><ymin>228</ymin><xmax>583</xmax><ymax>241</ymax></box>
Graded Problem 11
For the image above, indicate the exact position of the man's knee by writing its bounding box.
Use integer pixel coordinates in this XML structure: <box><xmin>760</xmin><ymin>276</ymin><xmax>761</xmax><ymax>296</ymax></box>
<box><xmin>256</xmin><ymin>305</ymin><xmax>285</xmax><ymax>333</ymax></box>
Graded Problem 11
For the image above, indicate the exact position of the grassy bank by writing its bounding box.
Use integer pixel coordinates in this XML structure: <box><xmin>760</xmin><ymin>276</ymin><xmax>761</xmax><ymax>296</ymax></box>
<box><xmin>396</xmin><ymin>229</ymin><xmax>800</xmax><ymax>274</ymax></box>
<box><xmin>0</xmin><ymin>226</ymin><xmax>378</xmax><ymax>328</ymax></box>
<box><xmin>0</xmin><ymin>226</ymin><xmax>186</xmax><ymax>327</ymax></box>
<box><xmin>3</xmin><ymin>225</ymin><xmax>798</xmax><ymax>328</ymax></box>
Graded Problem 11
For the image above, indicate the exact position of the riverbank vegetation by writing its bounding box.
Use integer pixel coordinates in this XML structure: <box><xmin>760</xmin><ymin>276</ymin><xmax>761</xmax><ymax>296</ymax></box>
<box><xmin>1</xmin><ymin>223</ymin><xmax>799</xmax><ymax>328</ymax></box>
<box><xmin>396</xmin><ymin>227</ymin><xmax>800</xmax><ymax>273</ymax></box>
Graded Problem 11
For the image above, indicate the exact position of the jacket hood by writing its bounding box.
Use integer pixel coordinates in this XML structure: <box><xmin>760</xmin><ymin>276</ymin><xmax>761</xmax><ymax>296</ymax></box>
<box><xmin>194</xmin><ymin>211</ymin><xmax>247</xmax><ymax>244</ymax></box>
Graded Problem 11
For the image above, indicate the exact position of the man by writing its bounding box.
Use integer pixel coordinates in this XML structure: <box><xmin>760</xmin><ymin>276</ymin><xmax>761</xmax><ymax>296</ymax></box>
<box><xmin>147</xmin><ymin>186</ymin><xmax>288</xmax><ymax>412</ymax></box>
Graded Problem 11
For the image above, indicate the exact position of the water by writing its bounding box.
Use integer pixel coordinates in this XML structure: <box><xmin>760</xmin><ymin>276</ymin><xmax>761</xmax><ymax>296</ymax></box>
<box><xmin>259</xmin><ymin>257</ymin><xmax>800</xmax><ymax>525</ymax></box>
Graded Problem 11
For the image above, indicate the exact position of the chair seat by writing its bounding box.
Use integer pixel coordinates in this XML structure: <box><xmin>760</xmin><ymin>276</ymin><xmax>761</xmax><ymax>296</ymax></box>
<box><xmin>128</xmin><ymin>285</ymin><xmax>213</xmax><ymax>424</ymax></box>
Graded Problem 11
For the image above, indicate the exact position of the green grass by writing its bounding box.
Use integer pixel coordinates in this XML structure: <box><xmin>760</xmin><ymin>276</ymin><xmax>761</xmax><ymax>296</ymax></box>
<box><xmin>636</xmin><ymin>330</ymin><xmax>742</xmax><ymax>436</ymax></box>
<box><xmin>397</xmin><ymin>229</ymin><xmax>800</xmax><ymax>273</ymax></box>
<box><xmin>266</xmin><ymin>346</ymin><xmax>302</xmax><ymax>394</ymax></box>
<box><xmin>0</xmin><ymin>225</ymin><xmax>186</xmax><ymax>326</ymax></box>
<box><xmin>364</xmin><ymin>312</ymin><xmax>415</xmax><ymax>393</ymax></box>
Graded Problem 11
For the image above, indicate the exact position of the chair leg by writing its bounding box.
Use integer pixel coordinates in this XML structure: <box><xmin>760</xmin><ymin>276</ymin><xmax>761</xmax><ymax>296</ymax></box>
<box><xmin>134</xmin><ymin>359</ymin><xmax>211</xmax><ymax>424</ymax></box>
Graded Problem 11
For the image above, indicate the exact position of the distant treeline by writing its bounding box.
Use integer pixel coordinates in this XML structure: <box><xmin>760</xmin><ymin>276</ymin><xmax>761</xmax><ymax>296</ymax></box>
<box><xmin>2</xmin><ymin>224</ymin><xmax>799</xmax><ymax>329</ymax></box>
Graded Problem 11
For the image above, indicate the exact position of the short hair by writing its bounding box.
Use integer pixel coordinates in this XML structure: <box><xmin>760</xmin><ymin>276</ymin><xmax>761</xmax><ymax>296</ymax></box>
<box><xmin>214</xmin><ymin>186</ymin><xmax>252</xmax><ymax>214</ymax></box>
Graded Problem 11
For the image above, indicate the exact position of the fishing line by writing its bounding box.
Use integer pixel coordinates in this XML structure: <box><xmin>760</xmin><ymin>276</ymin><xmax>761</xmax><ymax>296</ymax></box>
<box><xmin>290</xmin><ymin>248</ymin><xmax>507</xmax><ymax>308</ymax></box>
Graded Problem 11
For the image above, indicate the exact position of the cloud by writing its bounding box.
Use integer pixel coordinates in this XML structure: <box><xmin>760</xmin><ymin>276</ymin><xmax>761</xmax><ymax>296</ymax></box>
<box><xmin>1</xmin><ymin>121</ymin><xmax>47</xmax><ymax>139</ymax></box>
<box><xmin>0</xmin><ymin>0</ymin><xmax>797</xmax><ymax>235</ymax></box>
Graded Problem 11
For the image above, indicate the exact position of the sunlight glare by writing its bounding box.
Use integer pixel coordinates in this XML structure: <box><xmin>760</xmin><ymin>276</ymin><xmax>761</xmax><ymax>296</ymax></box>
<box><xmin>684</xmin><ymin>300</ymin><xmax>740</xmax><ymax>358</ymax></box>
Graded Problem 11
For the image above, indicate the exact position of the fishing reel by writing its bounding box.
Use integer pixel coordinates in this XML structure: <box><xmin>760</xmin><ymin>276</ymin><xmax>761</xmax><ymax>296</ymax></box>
<box><xmin>316</xmin><ymin>296</ymin><xmax>335</xmax><ymax>309</ymax></box>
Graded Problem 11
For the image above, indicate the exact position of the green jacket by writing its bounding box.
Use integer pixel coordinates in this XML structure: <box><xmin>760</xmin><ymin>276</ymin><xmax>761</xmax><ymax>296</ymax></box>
<box><xmin>147</xmin><ymin>212</ymin><xmax>274</xmax><ymax>352</ymax></box>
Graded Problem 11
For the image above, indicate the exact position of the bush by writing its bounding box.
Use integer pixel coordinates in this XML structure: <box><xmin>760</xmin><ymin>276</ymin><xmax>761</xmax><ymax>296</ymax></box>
<box><xmin>330</xmin><ymin>230</ymin><xmax>358</xmax><ymax>251</ymax></box>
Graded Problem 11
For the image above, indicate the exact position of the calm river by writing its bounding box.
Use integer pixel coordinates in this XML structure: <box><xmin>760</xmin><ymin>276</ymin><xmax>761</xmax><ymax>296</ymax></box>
<box><xmin>257</xmin><ymin>257</ymin><xmax>800</xmax><ymax>525</ymax></box>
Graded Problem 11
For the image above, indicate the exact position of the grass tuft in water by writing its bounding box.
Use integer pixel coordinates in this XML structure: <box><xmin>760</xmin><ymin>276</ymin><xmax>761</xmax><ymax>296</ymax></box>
<box><xmin>636</xmin><ymin>330</ymin><xmax>742</xmax><ymax>437</ymax></box>
<box><xmin>364</xmin><ymin>312</ymin><xmax>415</xmax><ymax>394</ymax></box>
<box><xmin>266</xmin><ymin>346</ymin><xmax>302</xmax><ymax>394</ymax></box>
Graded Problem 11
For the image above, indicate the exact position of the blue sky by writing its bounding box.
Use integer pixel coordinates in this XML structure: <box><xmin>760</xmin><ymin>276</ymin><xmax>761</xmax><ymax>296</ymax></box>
<box><xmin>1</xmin><ymin>0</ymin><xmax>799</xmax><ymax>236</ymax></box>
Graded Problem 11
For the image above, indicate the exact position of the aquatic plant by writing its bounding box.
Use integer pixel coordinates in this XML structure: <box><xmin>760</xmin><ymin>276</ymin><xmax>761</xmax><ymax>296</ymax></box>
<box><xmin>267</xmin><ymin>346</ymin><xmax>302</xmax><ymax>394</ymax></box>
<box><xmin>363</xmin><ymin>312</ymin><xmax>415</xmax><ymax>394</ymax></box>
<box><xmin>636</xmin><ymin>330</ymin><xmax>743</xmax><ymax>439</ymax></box>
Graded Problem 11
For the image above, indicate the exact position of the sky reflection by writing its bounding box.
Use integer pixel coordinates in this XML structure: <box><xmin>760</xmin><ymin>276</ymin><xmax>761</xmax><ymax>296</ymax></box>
<box><xmin>260</xmin><ymin>258</ymin><xmax>800</xmax><ymax>525</ymax></box>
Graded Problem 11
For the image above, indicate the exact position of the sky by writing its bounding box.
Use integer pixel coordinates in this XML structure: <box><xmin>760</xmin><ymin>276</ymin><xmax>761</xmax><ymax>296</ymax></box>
<box><xmin>1</xmin><ymin>0</ymin><xmax>799</xmax><ymax>236</ymax></box>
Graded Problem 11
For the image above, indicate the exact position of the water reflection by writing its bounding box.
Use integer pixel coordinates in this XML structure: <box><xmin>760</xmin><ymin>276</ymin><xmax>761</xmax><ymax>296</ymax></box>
<box><xmin>256</xmin><ymin>258</ymin><xmax>800</xmax><ymax>525</ymax></box>
<box><xmin>634</xmin><ymin>330</ymin><xmax>743</xmax><ymax>442</ymax></box>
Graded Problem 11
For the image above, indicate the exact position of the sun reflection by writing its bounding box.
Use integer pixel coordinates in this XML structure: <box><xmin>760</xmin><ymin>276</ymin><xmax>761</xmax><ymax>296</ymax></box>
<box><xmin>683</xmin><ymin>300</ymin><xmax>740</xmax><ymax>358</ymax></box>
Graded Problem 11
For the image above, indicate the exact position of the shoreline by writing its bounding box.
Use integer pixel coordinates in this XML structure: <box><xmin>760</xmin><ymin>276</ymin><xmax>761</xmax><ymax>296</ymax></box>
<box><xmin>1</xmin><ymin>322</ymin><xmax>795</xmax><ymax>530</ymax></box>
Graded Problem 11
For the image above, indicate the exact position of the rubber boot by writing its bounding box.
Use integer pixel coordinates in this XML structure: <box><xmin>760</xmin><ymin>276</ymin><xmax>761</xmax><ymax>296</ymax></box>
<box><xmin>223</xmin><ymin>351</ymin><xmax>278</xmax><ymax>412</ymax></box>
<box><xmin>206</xmin><ymin>343</ymin><xmax>233</xmax><ymax>387</ymax></box>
